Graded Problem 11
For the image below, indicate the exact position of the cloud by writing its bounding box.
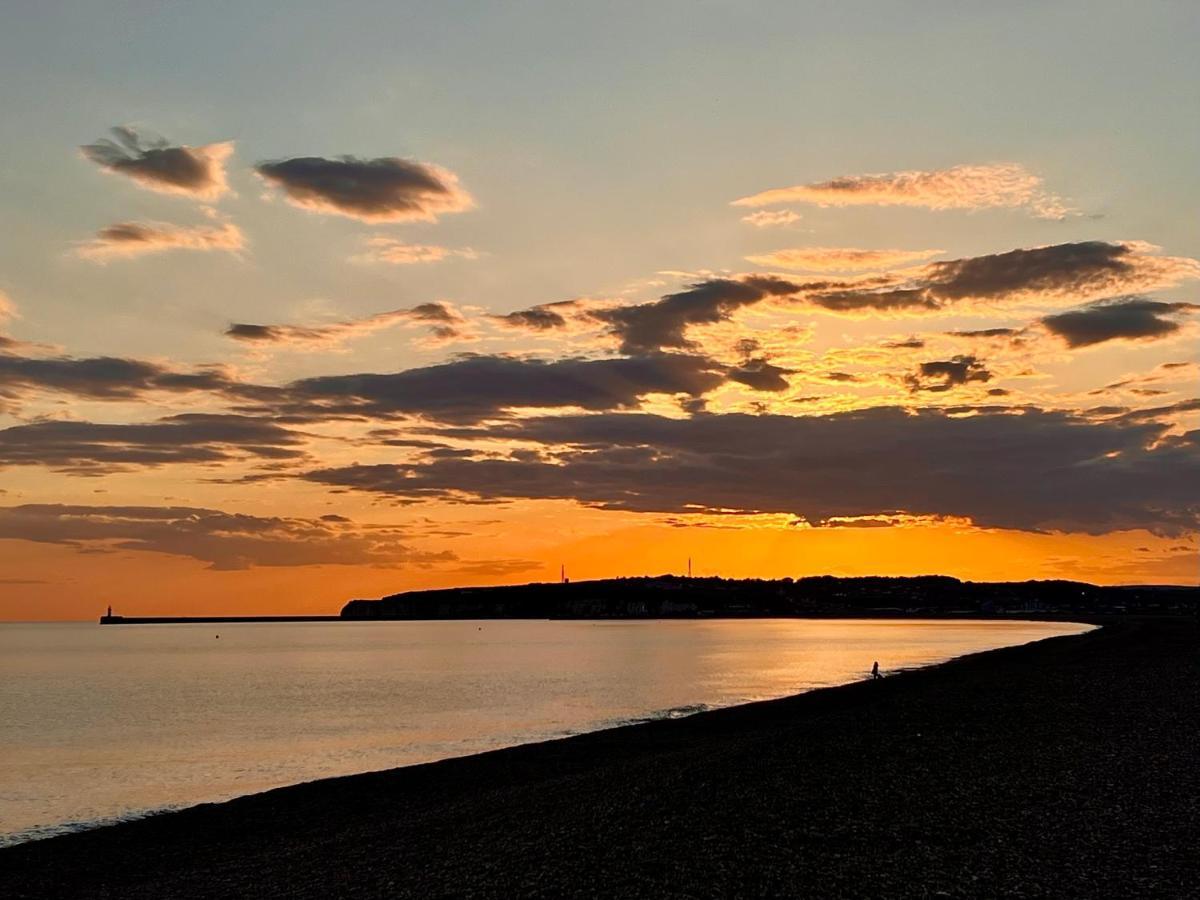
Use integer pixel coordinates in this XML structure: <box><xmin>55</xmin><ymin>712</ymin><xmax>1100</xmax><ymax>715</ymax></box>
<box><xmin>80</xmin><ymin>127</ymin><xmax>232</xmax><ymax>201</ymax></box>
<box><xmin>0</xmin><ymin>292</ymin><xmax>41</xmax><ymax>358</ymax></box>
<box><xmin>496</xmin><ymin>306</ymin><xmax>568</xmax><ymax>331</ymax></box>
<box><xmin>262</xmin><ymin>352</ymin><xmax>792</xmax><ymax>425</ymax></box>
<box><xmin>489</xmin><ymin>241</ymin><xmax>1197</xmax><ymax>349</ymax></box>
<box><xmin>805</xmin><ymin>241</ymin><xmax>1200</xmax><ymax>314</ymax></box>
<box><xmin>0</xmin><ymin>414</ymin><xmax>305</xmax><ymax>475</ymax></box>
<box><xmin>353</xmin><ymin>237</ymin><xmax>478</xmax><ymax>265</ymax></box>
<box><xmin>0</xmin><ymin>351</ymin><xmax>243</xmax><ymax>401</ymax></box>
<box><xmin>745</xmin><ymin>247</ymin><xmax>944</xmax><ymax>272</ymax></box>
<box><xmin>593</xmin><ymin>276</ymin><xmax>803</xmax><ymax>354</ymax></box>
<box><xmin>404</xmin><ymin>301</ymin><xmax>473</xmax><ymax>344</ymax></box>
<box><xmin>445</xmin><ymin>558</ymin><xmax>545</xmax><ymax>578</ymax></box>
<box><xmin>741</xmin><ymin>210</ymin><xmax>801</xmax><ymax>227</ymax></box>
<box><xmin>486</xmin><ymin>240</ymin><xmax>1197</xmax><ymax>349</ymax></box>
<box><xmin>302</xmin><ymin>406</ymin><xmax>1200</xmax><ymax>535</ymax></box>
<box><xmin>76</xmin><ymin>221</ymin><xmax>245</xmax><ymax>261</ymax></box>
<box><xmin>903</xmin><ymin>355</ymin><xmax>993</xmax><ymax>392</ymax></box>
<box><xmin>947</xmin><ymin>327</ymin><xmax>1022</xmax><ymax>339</ymax></box>
<box><xmin>254</xmin><ymin>155</ymin><xmax>473</xmax><ymax>222</ymax></box>
<box><xmin>0</xmin><ymin>504</ymin><xmax>453</xmax><ymax>570</ymax></box>
<box><xmin>1042</xmin><ymin>297</ymin><xmax>1200</xmax><ymax>348</ymax></box>
<box><xmin>226</xmin><ymin>303</ymin><xmax>468</xmax><ymax>350</ymax></box>
<box><xmin>492</xmin><ymin>300</ymin><xmax>597</xmax><ymax>334</ymax></box>
<box><xmin>0</xmin><ymin>291</ymin><xmax>17</xmax><ymax>325</ymax></box>
<box><xmin>733</xmin><ymin>163</ymin><xmax>1070</xmax><ymax>219</ymax></box>
<box><xmin>726</xmin><ymin>357</ymin><xmax>794</xmax><ymax>392</ymax></box>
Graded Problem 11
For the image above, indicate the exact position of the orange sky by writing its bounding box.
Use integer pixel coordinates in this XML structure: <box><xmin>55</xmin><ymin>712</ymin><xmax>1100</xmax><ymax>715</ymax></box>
<box><xmin>1</xmin><ymin>6</ymin><xmax>1197</xmax><ymax>620</ymax></box>
<box><xmin>3</xmin><ymin>510</ymin><xmax>1194</xmax><ymax>621</ymax></box>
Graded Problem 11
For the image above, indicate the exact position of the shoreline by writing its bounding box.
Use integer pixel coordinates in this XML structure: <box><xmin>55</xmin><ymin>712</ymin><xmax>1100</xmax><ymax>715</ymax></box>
<box><xmin>1</xmin><ymin>618</ymin><xmax>1089</xmax><ymax>850</ymax></box>
<box><xmin>3</xmin><ymin>618</ymin><xmax>1196</xmax><ymax>897</ymax></box>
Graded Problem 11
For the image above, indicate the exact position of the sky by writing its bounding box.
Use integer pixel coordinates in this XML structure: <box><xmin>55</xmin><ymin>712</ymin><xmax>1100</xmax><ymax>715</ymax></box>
<box><xmin>0</xmin><ymin>1</ymin><xmax>1197</xmax><ymax>620</ymax></box>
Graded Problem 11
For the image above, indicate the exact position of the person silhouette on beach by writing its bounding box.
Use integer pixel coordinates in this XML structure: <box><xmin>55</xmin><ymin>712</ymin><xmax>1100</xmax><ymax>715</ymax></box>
<box><xmin>871</xmin><ymin>661</ymin><xmax>881</xmax><ymax>680</ymax></box>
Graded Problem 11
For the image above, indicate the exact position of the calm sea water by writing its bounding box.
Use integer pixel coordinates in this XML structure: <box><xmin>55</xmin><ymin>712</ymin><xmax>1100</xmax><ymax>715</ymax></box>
<box><xmin>0</xmin><ymin>618</ymin><xmax>1090</xmax><ymax>846</ymax></box>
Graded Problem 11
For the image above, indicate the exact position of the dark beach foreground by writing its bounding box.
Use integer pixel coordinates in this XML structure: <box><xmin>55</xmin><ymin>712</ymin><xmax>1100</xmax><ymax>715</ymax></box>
<box><xmin>3</xmin><ymin>619</ymin><xmax>1197</xmax><ymax>899</ymax></box>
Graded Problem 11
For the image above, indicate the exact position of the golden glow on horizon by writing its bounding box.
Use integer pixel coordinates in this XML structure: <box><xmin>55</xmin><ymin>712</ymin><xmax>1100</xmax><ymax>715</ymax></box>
<box><xmin>2</xmin><ymin>514</ymin><xmax>1192</xmax><ymax>621</ymax></box>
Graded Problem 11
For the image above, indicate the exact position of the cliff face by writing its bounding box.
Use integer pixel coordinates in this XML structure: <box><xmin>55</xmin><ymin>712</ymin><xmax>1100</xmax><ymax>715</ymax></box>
<box><xmin>339</xmin><ymin>575</ymin><xmax>1198</xmax><ymax>620</ymax></box>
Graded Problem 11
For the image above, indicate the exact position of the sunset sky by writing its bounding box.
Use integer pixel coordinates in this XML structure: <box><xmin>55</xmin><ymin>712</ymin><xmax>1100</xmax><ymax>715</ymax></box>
<box><xmin>1</xmin><ymin>2</ymin><xmax>1197</xmax><ymax>620</ymax></box>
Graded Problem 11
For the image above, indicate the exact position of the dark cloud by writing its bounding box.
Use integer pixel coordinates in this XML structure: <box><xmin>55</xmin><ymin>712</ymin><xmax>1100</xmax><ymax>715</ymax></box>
<box><xmin>226</xmin><ymin>324</ymin><xmax>278</xmax><ymax>341</ymax></box>
<box><xmin>904</xmin><ymin>355</ymin><xmax>993</xmax><ymax>392</ymax></box>
<box><xmin>0</xmin><ymin>415</ymin><xmax>305</xmax><ymax>475</ymax></box>
<box><xmin>805</xmin><ymin>242</ymin><xmax>1198</xmax><ymax>314</ymax></box>
<box><xmin>0</xmin><ymin>344</ymin><xmax>780</xmax><ymax>424</ymax></box>
<box><xmin>926</xmin><ymin>242</ymin><xmax>1132</xmax><ymax>300</ymax></box>
<box><xmin>727</xmin><ymin>358</ymin><xmax>793</xmax><ymax>392</ymax></box>
<box><xmin>593</xmin><ymin>276</ymin><xmax>803</xmax><ymax>354</ymax></box>
<box><xmin>254</xmin><ymin>155</ymin><xmax>473</xmax><ymax>222</ymax></box>
<box><xmin>0</xmin><ymin>353</ymin><xmax>219</xmax><ymax>400</ymax></box>
<box><xmin>0</xmin><ymin>504</ymin><xmax>453</xmax><ymax>570</ymax></box>
<box><xmin>271</xmin><ymin>353</ymin><xmax>742</xmax><ymax>424</ymax></box>
<box><xmin>947</xmin><ymin>327</ymin><xmax>1021</xmax><ymax>339</ymax></box>
<box><xmin>80</xmin><ymin>127</ymin><xmax>232</xmax><ymax>200</ymax></box>
<box><xmin>303</xmin><ymin>406</ymin><xmax>1200</xmax><ymax>535</ymax></box>
<box><xmin>407</xmin><ymin>302</ymin><xmax>460</xmax><ymax>323</ymax></box>
<box><xmin>476</xmin><ymin>241</ymin><xmax>1197</xmax><ymax>355</ymax></box>
<box><xmin>406</xmin><ymin>302</ymin><xmax>471</xmax><ymax>342</ymax></box>
<box><xmin>0</xmin><ymin>351</ymin><xmax>246</xmax><ymax>402</ymax></box>
<box><xmin>810</xmin><ymin>287</ymin><xmax>938</xmax><ymax>313</ymax></box>
<box><xmin>1042</xmin><ymin>297</ymin><xmax>1199</xmax><ymax>348</ymax></box>
<box><xmin>494</xmin><ymin>304</ymin><xmax>571</xmax><ymax>331</ymax></box>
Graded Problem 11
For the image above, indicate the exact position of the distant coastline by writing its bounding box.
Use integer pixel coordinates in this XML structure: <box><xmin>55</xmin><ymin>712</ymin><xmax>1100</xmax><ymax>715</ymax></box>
<box><xmin>94</xmin><ymin>574</ymin><xmax>1198</xmax><ymax>624</ymax></box>
<box><xmin>340</xmin><ymin>574</ymin><xmax>1197</xmax><ymax>621</ymax></box>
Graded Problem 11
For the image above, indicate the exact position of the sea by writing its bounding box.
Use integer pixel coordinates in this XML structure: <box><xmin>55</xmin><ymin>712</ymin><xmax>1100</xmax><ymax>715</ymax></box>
<box><xmin>0</xmin><ymin>617</ymin><xmax>1091</xmax><ymax>846</ymax></box>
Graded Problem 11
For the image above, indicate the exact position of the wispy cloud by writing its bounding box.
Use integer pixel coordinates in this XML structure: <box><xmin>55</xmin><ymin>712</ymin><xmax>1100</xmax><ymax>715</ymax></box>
<box><xmin>740</xmin><ymin>210</ymin><xmax>801</xmax><ymax>228</ymax></box>
<box><xmin>81</xmin><ymin>127</ymin><xmax>232</xmax><ymax>201</ymax></box>
<box><xmin>76</xmin><ymin>221</ymin><xmax>245</xmax><ymax>261</ymax></box>
<box><xmin>254</xmin><ymin>155</ymin><xmax>474</xmax><ymax>223</ymax></box>
<box><xmin>0</xmin><ymin>290</ymin><xmax>16</xmax><ymax>326</ymax></box>
<box><xmin>745</xmin><ymin>247</ymin><xmax>944</xmax><ymax>272</ymax></box>
<box><xmin>0</xmin><ymin>504</ymin><xmax>453</xmax><ymax>570</ymax></box>
<box><xmin>353</xmin><ymin>237</ymin><xmax>478</xmax><ymax>265</ymax></box>
<box><xmin>226</xmin><ymin>302</ymin><xmax>471</xmax><ymax>350</ymax></box>
<box><xmin>733</xmin><ymin>163</ymin><xmax>1071</xmax><ymax>220</ymax></box>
